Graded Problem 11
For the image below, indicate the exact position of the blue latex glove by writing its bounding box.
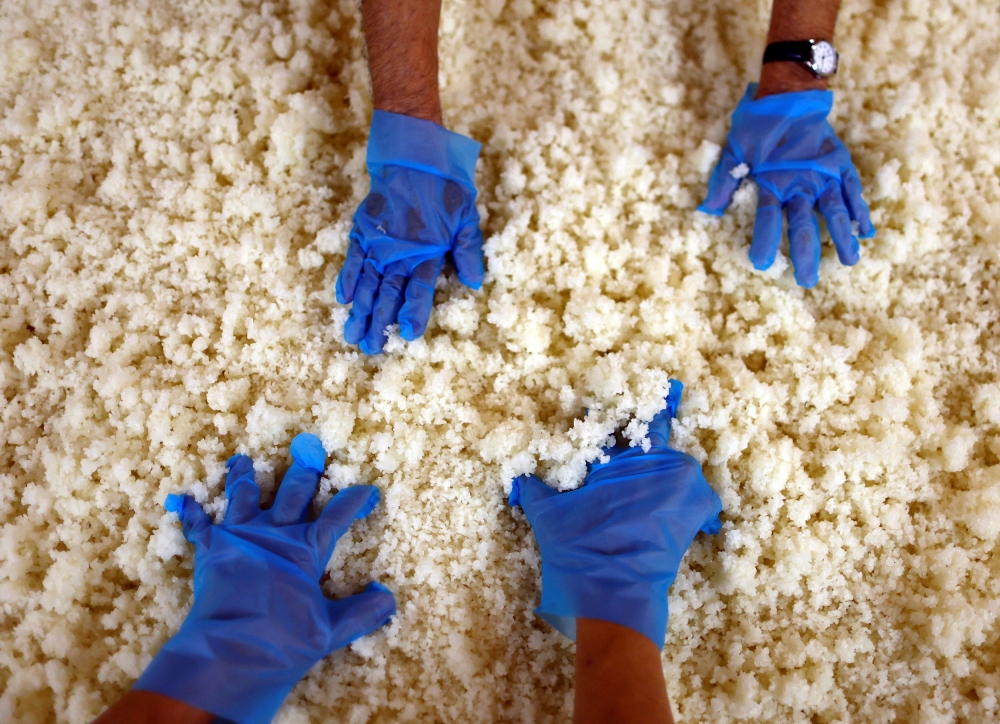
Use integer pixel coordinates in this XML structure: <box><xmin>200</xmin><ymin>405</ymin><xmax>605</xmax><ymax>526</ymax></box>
<box><xmin>509</xmin><ymin>380</ymin><xmax>723</xmax><ymax>648</ymax></box>
<box><xmin>134</xmin><ymin>434</ymin><xmax>396</xmax><ymax>724</ymax></box>
<box><xmin>337</xmin><ymin>110</ymin><xmax>484</xmax><ymax>354</ymax></box>
<box><xmin>699</xmin><ymin>83</ymin><xmax>875</xmax><ymax>288</ymax></box>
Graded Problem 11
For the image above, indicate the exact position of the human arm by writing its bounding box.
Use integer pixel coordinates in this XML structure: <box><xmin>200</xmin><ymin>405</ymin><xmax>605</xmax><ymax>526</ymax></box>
<box><xmin>757</xmin><ymin>0</ymin><xmax>840</xmax><ymax>98</ymax></box>
<box><xmin>699</xmin><ymin>0</ymin><xmax>875</xmax><ymax>288</ymax></box>
<box><xmin>509</xmin><ymin>380</ymin><xmax>722</xmax><ymax>724</ymax></box>
<box><xmin>338</xmin><ymin>0</ymin><xmax>484</xmax><ymax>355</ymax></box>
<box><xmin>94</xmin><ymin>434</ymin><xmax>395</xmax><ymax>724</ymax></box>
<box><xmin>362</xmin><ymin>0</ymin><xmax>442</xmax><ymax>123</ymax></box>
<box><xmin>93</xmin><ymin>691</ymin><xmax>213</xmax><ymax>724</ymax></box>
<box><xmin>575</xmin><ymin>619</ymin><xmax>673</xmax><ymax>724</ymax></box>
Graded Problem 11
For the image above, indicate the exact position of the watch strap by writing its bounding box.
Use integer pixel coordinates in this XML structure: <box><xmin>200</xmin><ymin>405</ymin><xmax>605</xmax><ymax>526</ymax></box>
<box><xmin>763</xmin><ymin>40</ymin><xmax>815</xmax><ymax>66</ymax></box>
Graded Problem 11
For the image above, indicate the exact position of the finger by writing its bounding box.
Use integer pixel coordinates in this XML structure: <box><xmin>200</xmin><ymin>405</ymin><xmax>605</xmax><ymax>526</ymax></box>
<box><xmin>270</xmin><ymin>434</ymin><xmax>327</xmax><ymax>526</ymax></box>
<box><xmin>748</xmin><ymin>187</ymin><xmax>783</xmax><ymax>271</ymax></box>
<box><xmin>312</xmin><ymin>485</ymin><xmax>381</xmax><ymax>561</ymax></box>
<box><xmin>343</xmin><ymin>261</ymin><xmax>381</xmax><ymax>346</ymax></box>
<box><xmin>165</xmin><ymin>494</ymin><xmax>212</xmax><ymax>546</ymax></box>
<box><xmin>509</xmin><ymin>474</ymin><xmax>558</xmax><ymax>512</ymax></box>
<box><xmin>818</xmin><ymin>184</ymin><xmax>859</xmax><ymax>266</ymax></box>
<box><xmin>700</xmin><ymin>488</ymin><xmax>724</xmax><ymax>535</ymax></box>
<box><xmin>223</xmin><ymin>454</ymin><xmax>260</xmax><ymax>525</ymax></box>
<box><xmin>647</xmin><ymin>379</ymin><xmax>684</xmax><ymax>448</ymax></box>
<box><xmin>324</xmin><ymin>581</ymin><xmax>397</xmax><ymax>652</ymax></box>
<box><xmin>701</xmin><ymin>515</ymin><xmax>723</xmax><ymax>535</ymax></box>
<box><xmin>398</xmin><ymin>257</ymin><xmax>443</xmax><ymax>341</ymax></box>
<box><xmin>442</xmin><ymin>180</ymin><xmax>465</xmax><ymax>215</ymax></box>
<box><xmin>335</xmin><ymin>231</ymin><xmax>367</xmax><ymax>305</ymax></box>
<box><xmin>841</xmin><ymin>167</ymin><xmax>876</xmax><ymax>239</ymax></box>
<box><xmin>360</xmin><ymin>261</ymin><xmax>408</xmax><ymax>355</ymax></box>
<box><xmin>452</xmin><ymin>221</ymin><xmax>485</xmax><ymax>290</ymax></box>
<box><xmin>697</xmin><ymin>147</ymin><xmax>743</xmax><ymax>216</ymax></box>
<box><xmin>786</xmin><ymin>194</ymin><xmax>822</xmax><ymax>288</ymax></box>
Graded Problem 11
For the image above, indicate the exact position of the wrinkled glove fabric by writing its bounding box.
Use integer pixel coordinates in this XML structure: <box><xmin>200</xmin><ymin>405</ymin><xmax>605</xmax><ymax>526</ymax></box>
<box><xmin>509</xmin><ymin>380</ymin><xmax>723</xmax><ymax>648</ymax></box>
<box><xmin>699</xmin><ymin>83</ymin><xmax>876</xmax><ymax>288</ymax></box>
<box><xmin>134</xmin><ymin>433</ymin><xmax>396</xmax><ymax>724</ymax></box>
<box><xmin>337</xmin><ymin>110</ymin><xmax>484</xmax><ymax>354</ymax></box>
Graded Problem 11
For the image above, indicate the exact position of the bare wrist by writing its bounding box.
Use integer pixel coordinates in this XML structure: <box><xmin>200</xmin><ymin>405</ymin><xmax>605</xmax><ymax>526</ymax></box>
<box><xmin>756</xmin><ymin>61</ymin><xmax>829</xmax><ymax>99</ymax></box>
<box><xmin>372</xmin><ymin>97</ymin><xmax>442</xmax><ymax>125</ymax></box>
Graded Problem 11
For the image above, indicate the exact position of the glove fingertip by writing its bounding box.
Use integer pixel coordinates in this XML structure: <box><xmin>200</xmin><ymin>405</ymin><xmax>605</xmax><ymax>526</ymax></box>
<box><xmin>509</xmin><ymin>474</ymin><xmax>554</xmax><ymax>509</ymax></box>
<box><xmin>648</xmin><ymin>381</ymin><xmax>683</xmax><ymax>443</ymax></box>
<box><xmin>362</xmin><ymin>581</ymin><xmax>397</xmax><ymax>624</ymax></box>
<box><xmin>749</xmin><ymin>228</ymin><xmax>781</xmax><ymax>271</ymax></box>
<box><xmin>794</xmin><ymin>271</ymin><xmax>820</xmax><ymax>289</ymax></box>
<box><xmin>508</xmin><ymin>477</ymin><xmax>522</xmax><ymax>508</ymax></box>
<box><xmin>353</xmin><ymin>486</ymin><xmax>380</xmax><ymax>520</ymax></box>
<box><xmin>364</xmin><ymin>580</ymin><xmax>391</xmax><ymax>595</ymax></box>
<box><xmin>666</xmin><ymin>379</ymin><xmax>684</xmax><ymax>417</ymax></box>
<box><xmin>398</xmin><ymin>302</ymin><xmax>431</xmax><ymax>342</ymax></box>
<box><xmin>226</xmin><ymin>453</ymin><xmax>251</xmax><ymax>469</ymax></box>
<box><xmin>165</xmin><ymin>494</ymin><xmax>210</xmax><ymax>541</ymax></box>
<box><xmin>345</xmin><ymin>329</ymin><xmax>367</xmax><ymax>347</ymax></box>
<box><xmin>701</xmin><ymin>515</ymin><xmax>723</xmax><ymax>536</ymax></box>
<box><xmin>359</xmin><ymin>337</ymin><xmax>384</xmax><ymax>356</ymax></box>
<box><xmin>343</xmin><ymin>313</ymin><xmax>368</xmax><ymax>346</ymax></box>
<box><xmin>398</xmin><ymin>320</ymin><xmax>417</xmax><ymax>341</ymax></box>
<box><xmin>290</xmin><ymin>433</ymin><xmax>326</xmax><ymax>472</ymax></box>
<box><xmin>336</xmin><ymin>266</ymin><xmax>361</xmax><ymax>307</ymax></box>
<box><xmin>697</xmin><ymin>203</ymin><xmax>726</xmax><ymax>217</ymax></box>
<box><xmin>459</xmin><ymin>275</ymin><xmax>483</xmax><ymax>291</ymax></box>
<box><xmin>454</xmin><ymin>259</ymin><xmax>485</xmax><ymax>291</ymax></box>
<box><xmin>164</xmin><ymin>493</ymin><xmax>186</xmax><ymax>514</ymax></box>
<box><xmin>335</xmin><ymin>270</ymin><xmax>349</xmax><ymax>305</ymax></box>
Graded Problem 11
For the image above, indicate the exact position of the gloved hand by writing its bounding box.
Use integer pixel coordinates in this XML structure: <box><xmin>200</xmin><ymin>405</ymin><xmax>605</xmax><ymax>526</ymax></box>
<box><xmin>699</xmin><ymin>83</ymin><xmax>876</xmax><ymax>288</ymax></box>
<box><xmin>134</xmin><ymin>434</ymin><xmax>396</xmax><ymax>724</ymax></box>
<box><xmin>509</xmin><ymin>380</ymin><xmax>723</xmax><ymax>648</ymax></box>
<box><xmin>337</xmin><ymin>110</ymin><xmax>484</xmax><ymax>354</ymax></box>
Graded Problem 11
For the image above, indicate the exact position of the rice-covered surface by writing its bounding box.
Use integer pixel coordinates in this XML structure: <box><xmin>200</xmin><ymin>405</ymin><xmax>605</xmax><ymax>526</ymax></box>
<box><xmin>2</xmin><ymin>0</ymin><xmax>999</xmax><ymax>721</ymax></box>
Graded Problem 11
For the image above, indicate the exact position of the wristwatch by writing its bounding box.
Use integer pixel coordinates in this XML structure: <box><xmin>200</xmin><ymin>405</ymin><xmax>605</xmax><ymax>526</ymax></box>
<box><xmin>763</xmin><ymin>40</ymin><xmax>839</xmax><ymax>78</ymax></box>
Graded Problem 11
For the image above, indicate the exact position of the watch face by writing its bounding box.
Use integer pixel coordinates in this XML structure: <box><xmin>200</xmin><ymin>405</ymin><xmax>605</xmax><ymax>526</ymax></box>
<box><xmin>812</xmin><ymin>41</ymin><xmax>839</xmax><ymax>76</ymax></box>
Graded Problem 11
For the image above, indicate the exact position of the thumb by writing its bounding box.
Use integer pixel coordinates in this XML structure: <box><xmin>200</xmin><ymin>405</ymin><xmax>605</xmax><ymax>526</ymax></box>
<box><xmin>165</xmin><ymin>494</ymin><xmax>212</xmax><ymax>547</ymax></box>
<box><xmin>452</xmin><ymin>220</ymin><xmax>485</xmax><ymax>290</ymax></box>
<box><xmin>697</xmin><ymin>146</ymin><xmax>743</xmax><ymax>216</ymax></box>
<box><xmin>509</xmin><ymin>474</ymin><xmax>558</xmax><ymax>514</ymax></box>
<box><xmin>325</xmin><ymin>581</ymin><xmax>397</xmax><ymax>652</ymax></box>
<box><xmin>647</xmin><ymin>379</ymin><xmax>684</xmax><ymax>448</ymax></box>
<box><xmin>312</xmin><ymin>486</ymin><xmax>381</xmax><ymax>563</ymax></box>
<box><xmin>700</xmin><ymin>485</ymin><xmax>725</xmax><ymax>535</ymax></box>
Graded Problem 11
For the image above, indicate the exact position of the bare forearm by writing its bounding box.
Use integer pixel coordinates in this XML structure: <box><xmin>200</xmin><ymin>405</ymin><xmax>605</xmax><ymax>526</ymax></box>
<box><xmin>757</xmin><ymin>0</ymin><xmax>841</xmax><ymax>98</ymax></box>
<box><xmin>93</xmin><ymin>690</ymin><xmax>214</xmax><ymax>724</ymax></box>
<box><xmin>360</xmin><ymin>0</ymin><xmax>442</xmax><ymax>124</ymax></box>
<box><xmin>573</xmin><ymin>619</ymin><xmax>673</xmax><ymax>724</ymax></box>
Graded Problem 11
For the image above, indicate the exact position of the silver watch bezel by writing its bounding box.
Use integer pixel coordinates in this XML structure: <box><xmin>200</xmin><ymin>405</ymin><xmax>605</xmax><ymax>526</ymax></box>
<box><xmin>807</xmin><ymin>40</ymin><xmax>839</xmax><ymax>78</ymax></box>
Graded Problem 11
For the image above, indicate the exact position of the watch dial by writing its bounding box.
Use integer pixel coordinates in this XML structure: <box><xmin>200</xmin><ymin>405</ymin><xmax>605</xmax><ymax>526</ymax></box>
<box><xmin>813</xmin><ymin>41</ymin><xmax>838</xmax><ymax>75</ymax></box>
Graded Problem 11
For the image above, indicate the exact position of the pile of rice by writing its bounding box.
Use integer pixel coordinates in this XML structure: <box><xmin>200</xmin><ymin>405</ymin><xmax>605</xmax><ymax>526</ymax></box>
<box><xmin>1</xmin><ymin>0</ymin><xmax>998</xmax><ymax>721</ymax></box>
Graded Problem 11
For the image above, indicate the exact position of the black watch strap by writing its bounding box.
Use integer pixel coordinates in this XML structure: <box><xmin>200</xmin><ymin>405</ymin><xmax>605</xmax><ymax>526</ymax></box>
<box><xmin>763</xmin><ymin>40</ymin><xmax>814</xmax><ymax>66</ymax></box>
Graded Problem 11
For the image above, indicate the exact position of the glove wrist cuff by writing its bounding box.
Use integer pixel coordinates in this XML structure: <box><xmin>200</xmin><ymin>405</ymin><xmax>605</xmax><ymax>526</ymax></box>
<box><xmin>135</xmin><ymin>634</ymin><xmax>312</xmax><ymax>724</ymax></box>
<box><xmin>368</xmin><ymin>109</ymin><xmax>481</xmax><ymax>187</ymax></box>
<box><xmin>537</xmin><ymin>564</ymin><xmax>669</xmax><ymax>648</ymax></box>
<box><xmin>742</xmin><ymin>82</ymin><xmax>834</xmax><ymax>119</ymax></box>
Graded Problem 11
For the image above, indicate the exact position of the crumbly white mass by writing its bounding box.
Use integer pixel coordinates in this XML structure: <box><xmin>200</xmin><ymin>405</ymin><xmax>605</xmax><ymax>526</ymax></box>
<box><xmin>730</xmin><ymin>163</ymin><xmax>750</xmax><ymax>179</ymax></box>
<box><xmin>1</xmin><ymin>0</ymin><xmax>998</xmax><ymax>722</ymax></box>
